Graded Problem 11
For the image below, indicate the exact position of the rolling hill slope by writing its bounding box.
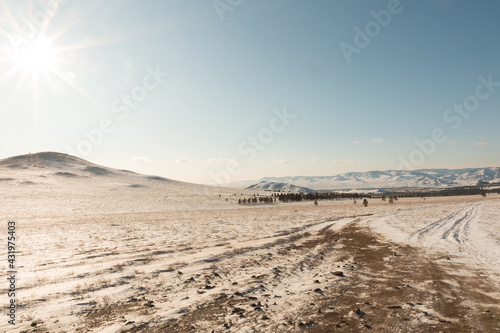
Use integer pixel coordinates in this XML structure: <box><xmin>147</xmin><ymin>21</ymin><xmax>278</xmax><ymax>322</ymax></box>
<box><xmin>0</xmin><ymin>152</ymin><xmax>241</xmax><ymax>217</ymax></box>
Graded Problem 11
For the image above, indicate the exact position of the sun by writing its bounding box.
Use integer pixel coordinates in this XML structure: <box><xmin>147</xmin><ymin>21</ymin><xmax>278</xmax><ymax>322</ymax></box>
<box><xmin>11</xmin><ymin>38</ymin><xmax>56</xmax><ymax>74</ymax></box>
<box><xmin>0</xmin><ymin>2</ymin><xmax>131</xmax><ymax>117</ymax></box>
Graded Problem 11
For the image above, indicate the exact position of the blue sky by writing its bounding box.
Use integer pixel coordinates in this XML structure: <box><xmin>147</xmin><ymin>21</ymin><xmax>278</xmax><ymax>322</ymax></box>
<box><xmin>0</xmin><ymin>0</ymin><xmax>499</xmax><ymax>184</ymax></box>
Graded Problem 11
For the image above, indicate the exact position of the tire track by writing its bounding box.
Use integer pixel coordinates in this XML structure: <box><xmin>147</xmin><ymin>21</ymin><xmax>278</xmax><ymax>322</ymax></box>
<box><xmin>450</xmin><ymin>205</ymin><xmax>500</xmax><ymax>270</ymax></box>
<box><xmin>407</xmin><ymin>203</ymin><xmax>499</xmax><ymax>271</ymax></box>
<box><xmin>406</xmin><ymin>205</ymin><xmax>472</xmax><ymax>246</ymax></box>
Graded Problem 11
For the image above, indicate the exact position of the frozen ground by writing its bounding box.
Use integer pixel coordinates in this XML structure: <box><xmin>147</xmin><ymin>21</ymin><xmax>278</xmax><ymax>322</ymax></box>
<box><xmin>1</xmin><ymin>154</ymin><xmax>499</xmax><ymax>332</ymax></box>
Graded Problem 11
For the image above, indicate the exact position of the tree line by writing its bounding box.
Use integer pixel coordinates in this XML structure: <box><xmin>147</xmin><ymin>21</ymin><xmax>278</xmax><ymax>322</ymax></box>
<box><xmin>237</xmin><ymin>192</ymin><xmax>372</xmax><ymax>205</ymax></box>
<box><xmin>235</xmin><ymin>184</ymin><xmax>498</xmax><ymax>206</ymax></box>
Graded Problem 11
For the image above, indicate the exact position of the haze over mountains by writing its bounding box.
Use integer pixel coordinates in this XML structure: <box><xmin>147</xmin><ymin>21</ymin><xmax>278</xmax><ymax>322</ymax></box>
<box><xmin>2</xmin><ymin>152</ymin><xmax>500</xmax><ymax>195</ymax></box>
<box><xmin>237</xmin><ymin>168</ymin><xmax>500</xmax><ymax>192</ymax></box>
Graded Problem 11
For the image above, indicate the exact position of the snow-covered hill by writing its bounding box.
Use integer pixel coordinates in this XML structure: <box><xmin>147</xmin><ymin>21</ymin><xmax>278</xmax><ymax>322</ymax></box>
<box><xmin>246</xmin><ymin>181</ymin><xmax>315</xmax><ymax>193</ymax></box>
<box><xmin>237</xmin><ymin>168</ymin><xmax>500</xmax><ymax>191</ymax></box>
<box><xmin>0</xmin><ymin>152</ymin><xmax>243</xmax><ymax>215</ymax></box>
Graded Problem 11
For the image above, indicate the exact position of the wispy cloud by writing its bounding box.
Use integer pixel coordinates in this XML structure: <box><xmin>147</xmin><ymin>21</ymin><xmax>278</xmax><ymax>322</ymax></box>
<box><xmin>310</xmin><ymin>157</ymin><xmax>320</xmax><ymax>163</ymax></box>
<box><xmin>175</xmin><ymin>157</ymin><xmax>192</xmax><ymax>163</ymax></box>
<box><xmin>123</xmin><ymin>156</ymin><xmax>151</xmax><ymax>165</ymax></box>
<box><xmin>132</xmin><ymin>156</ymin><xmax>151</xmax><ymax>163</ymax></box>
<box><xmin>272</xmin><ymin>158</ymin><xmax>291</xmax><ymax>164</ymax></box>
<box><xmin>334</xmin><ymin>159</ymin><xmax>357</xmax><ymax>164</ymax></box>
<box><xmin>372</xmin><ymin>138</ymin><xmax>384</xmax><ymax>143</ymax></box>
<box><xmin>352</xmin><ymin>141</ymin><xmax>361</xmax><ymax>145</ymax></box>
<box><xmin>472</xmin><ymin>142</ymin><xmax>487</xmax><ymax>146</ymax></box>
<box><xmin>208</xmin><ymin>157</ymin><xmax>237</xmax><ymax>163</ymax></box>
<box><xmin>446</xmin><ymin>141</ymin><xmax>456</xmax><ymax>144</ymax></box>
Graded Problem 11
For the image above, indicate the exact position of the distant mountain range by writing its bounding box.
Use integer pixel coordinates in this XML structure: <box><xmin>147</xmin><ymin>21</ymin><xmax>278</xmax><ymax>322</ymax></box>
<box><xmin>246</xmin><ymin>181</ymin><xmax>315</xmax><ymax>193</ymax></box>
<box><xmin>236</xmin><ymin>168</ymin><xmax>500</xmax><ymax>191</ymax></box>
<box><xmin>3</xmin><ymin>153</ymin><xmax>499</xmax><ymax>193</ymax></box>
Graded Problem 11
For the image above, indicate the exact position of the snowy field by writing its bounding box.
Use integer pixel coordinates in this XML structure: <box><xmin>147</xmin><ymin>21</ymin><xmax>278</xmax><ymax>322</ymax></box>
<box><xmin>1</xmin><ymin>154</ymin><xmax>500</xmax><ymax>332</ymax></box>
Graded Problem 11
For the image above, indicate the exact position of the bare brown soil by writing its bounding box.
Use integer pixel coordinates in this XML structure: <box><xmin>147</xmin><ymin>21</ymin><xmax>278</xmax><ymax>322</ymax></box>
<box><xmin>101</xmin><ymin>221</ymin><xmax>500</xmax><ymax>333</ymax></box>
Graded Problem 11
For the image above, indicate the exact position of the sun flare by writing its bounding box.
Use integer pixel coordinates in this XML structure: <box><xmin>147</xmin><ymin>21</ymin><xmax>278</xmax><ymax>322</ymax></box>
<box><xmin>11</xmin><ymin>38</ymin><xmax>55</xmax><ymax>73</ymax></box>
